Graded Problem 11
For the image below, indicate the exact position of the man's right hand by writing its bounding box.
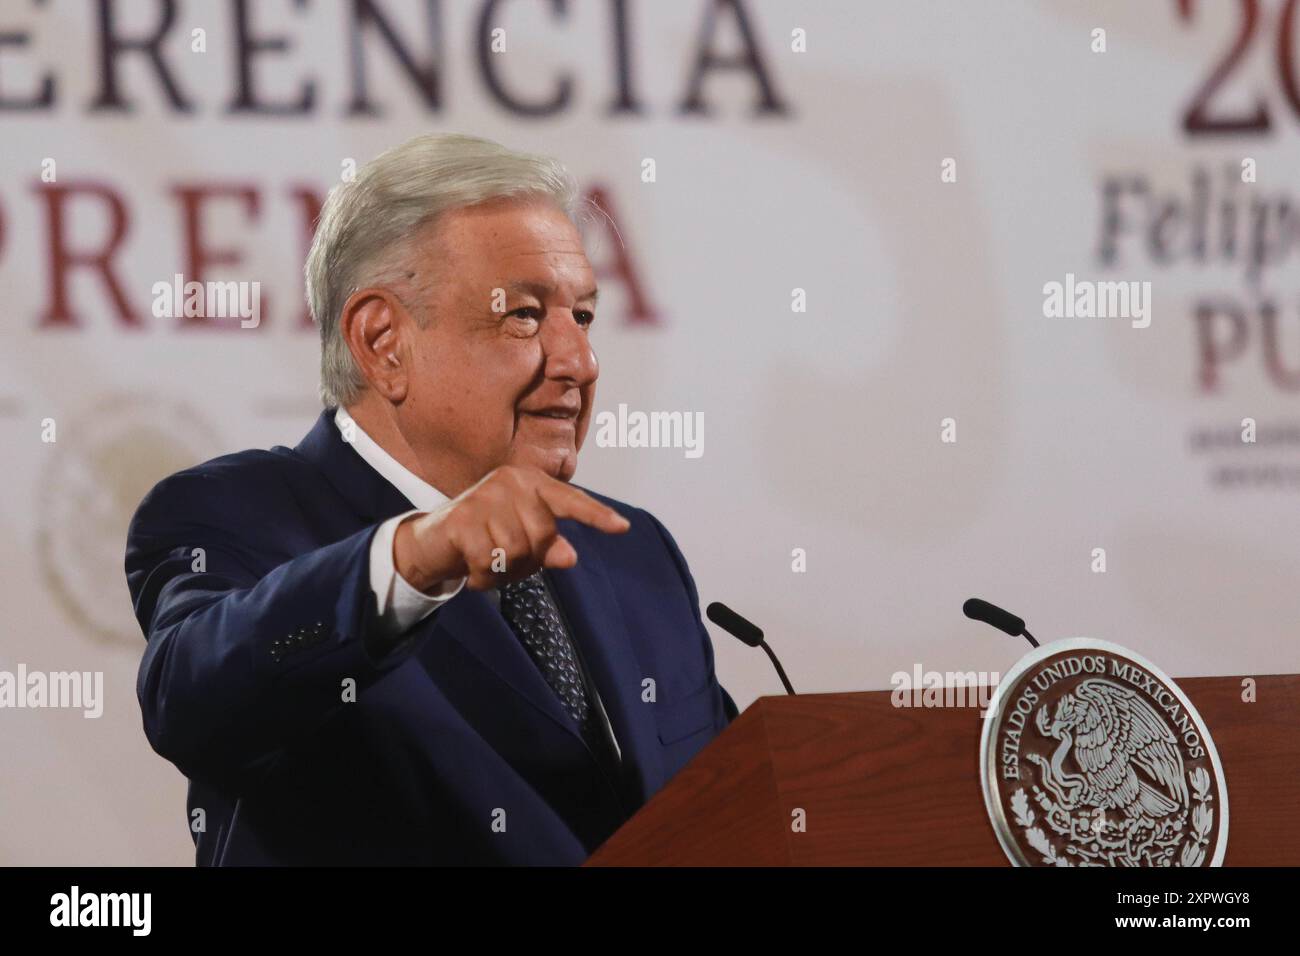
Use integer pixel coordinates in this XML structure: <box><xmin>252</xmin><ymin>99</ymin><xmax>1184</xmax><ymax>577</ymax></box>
<box><xmin>392</xmin><ymin>465</ymin><xmax>631</xmax><ymax>592</ymax></box>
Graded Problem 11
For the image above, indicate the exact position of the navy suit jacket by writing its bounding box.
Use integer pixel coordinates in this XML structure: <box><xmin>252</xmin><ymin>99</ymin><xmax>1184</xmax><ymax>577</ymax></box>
<box><xmin>125</xmin><ymin>409</ymin><xmax>738</xmax><ymax>865</ymax></box>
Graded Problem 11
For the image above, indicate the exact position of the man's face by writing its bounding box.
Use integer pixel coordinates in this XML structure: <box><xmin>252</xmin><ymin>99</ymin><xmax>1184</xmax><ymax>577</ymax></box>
<box><xmin>398</xmin><ymin>197</ymin><xmax>599</xmax><ymax>495</ymax></box>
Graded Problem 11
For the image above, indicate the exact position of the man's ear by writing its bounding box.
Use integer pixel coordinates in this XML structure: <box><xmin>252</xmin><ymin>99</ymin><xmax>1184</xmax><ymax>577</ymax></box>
<box><xmin>340</xmin><ymin>288</ymin><xmax>411</xmax><ymax>403</ymax></box>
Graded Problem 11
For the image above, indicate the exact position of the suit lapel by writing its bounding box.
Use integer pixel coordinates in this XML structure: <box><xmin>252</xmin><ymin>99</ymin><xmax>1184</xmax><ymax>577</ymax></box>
<box><xmin>546</xmin><ymin>520</ymin><xmax>667</xmax><ymax>805</ymax></box>
<box><xmin>294</xmin><ymin>408</ymin><xmax>415</xmax><ymax>523</ymax></box>
<box><xmin>432</xmin><ymin>588</ymin><xmax>590</xmax><ymax>739</ymax></box>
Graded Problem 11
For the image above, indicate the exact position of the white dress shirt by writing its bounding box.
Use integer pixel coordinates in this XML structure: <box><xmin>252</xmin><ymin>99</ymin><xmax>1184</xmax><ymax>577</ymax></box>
<box><xmin>336</xmin><ymin>406</ymin><xmax>466</xmax><ymax>634</ymax></box>
<box><xmin>336</xmin><ymin>406</ymin><xmax>622</xmax><ymax>762</ymax></box>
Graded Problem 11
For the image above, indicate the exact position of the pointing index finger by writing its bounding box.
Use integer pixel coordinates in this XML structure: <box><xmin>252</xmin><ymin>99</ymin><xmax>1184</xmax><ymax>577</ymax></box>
<box><xmin>536</xmin><ymin>480</ymin><xmax>631</xmax><ymax>534</ymax></box>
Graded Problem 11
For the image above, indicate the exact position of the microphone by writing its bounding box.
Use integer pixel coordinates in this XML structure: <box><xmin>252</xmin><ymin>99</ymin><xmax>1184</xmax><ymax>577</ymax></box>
<box><xmin>706</xmin><ymin>602</ymin><xmax>796</xmax><ymax>695</ymax></box>
<box><xmin>962</xmin><ymin>597</ymin><xmax>1039</xmax><ymax>648</ymax></box>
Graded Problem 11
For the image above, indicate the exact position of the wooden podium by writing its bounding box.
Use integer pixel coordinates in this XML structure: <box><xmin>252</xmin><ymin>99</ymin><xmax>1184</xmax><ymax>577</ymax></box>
<box><xmin>586</xmin><ymin>675</ymin><xmax>1300</xmax><ymax>866</ymax></box>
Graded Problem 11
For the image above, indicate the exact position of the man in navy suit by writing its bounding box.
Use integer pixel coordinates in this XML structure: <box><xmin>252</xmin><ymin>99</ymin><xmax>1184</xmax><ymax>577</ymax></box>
<box><xmin>124</xmin><ymin>133</ymin><xmax>738</xmax><ymax>865</ymax></box>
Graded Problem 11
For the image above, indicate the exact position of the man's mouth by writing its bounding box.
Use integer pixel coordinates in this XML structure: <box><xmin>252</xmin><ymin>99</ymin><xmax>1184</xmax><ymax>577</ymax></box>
<box><xmin>524</xmin><ymin>406</ymin><xmax>580</xmax><ymax>421</ymax></box>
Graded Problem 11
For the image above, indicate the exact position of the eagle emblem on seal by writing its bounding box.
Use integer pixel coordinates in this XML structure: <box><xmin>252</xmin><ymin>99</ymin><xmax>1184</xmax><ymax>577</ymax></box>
<box><xmin>1028</xmin><ymin>678</ymin><xmax>1188</xmax><ymax>821</ymax></box>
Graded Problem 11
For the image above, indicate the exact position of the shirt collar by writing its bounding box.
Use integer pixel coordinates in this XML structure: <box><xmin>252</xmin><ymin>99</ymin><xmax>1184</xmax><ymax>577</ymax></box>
<box><xmin>334</xmin><ymin>406</ymin><xmax>451</xmax><ymax>513</ymax></box>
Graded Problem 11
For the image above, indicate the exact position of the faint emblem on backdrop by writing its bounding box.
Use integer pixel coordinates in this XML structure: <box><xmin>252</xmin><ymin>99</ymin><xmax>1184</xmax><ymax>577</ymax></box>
<box><xmin>37</xmin><ymin>396</ymin><xmax>221</xmax><ymax>647</ymax></box>
<box><xmin>980</xmin><ymin>639</ymin><xmax>1228</xmax><ymax>867</ymax></box>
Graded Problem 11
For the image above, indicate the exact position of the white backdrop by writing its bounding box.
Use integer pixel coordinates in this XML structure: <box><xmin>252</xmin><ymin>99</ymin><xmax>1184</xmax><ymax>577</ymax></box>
<box><xmin>2</xmin><ymin>0</ymin><xmax>1298</xmax><ymax>864</ymax></box>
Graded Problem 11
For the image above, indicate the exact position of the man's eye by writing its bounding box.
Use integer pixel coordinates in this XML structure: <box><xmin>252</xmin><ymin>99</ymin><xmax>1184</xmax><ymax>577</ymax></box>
<box><xmin>509</xmin><ymin>307</ymin><xmax>540</xmax><ymax>322</ymax></box>
<box><xmin>575</xmin><ymin>310</ymin><xmax>595</xmax><ymax>327</ymax></box>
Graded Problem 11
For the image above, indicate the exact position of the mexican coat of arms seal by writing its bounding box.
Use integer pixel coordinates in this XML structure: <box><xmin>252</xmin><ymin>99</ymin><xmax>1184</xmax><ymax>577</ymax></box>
<box><xmin>980</xmin><ymin>639</ymin><xmax>1228</xmax><ymax>867</ymax></box>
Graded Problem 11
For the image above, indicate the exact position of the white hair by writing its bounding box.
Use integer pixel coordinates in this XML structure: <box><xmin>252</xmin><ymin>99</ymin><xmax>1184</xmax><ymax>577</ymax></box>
<box><xmin>305</xmin><ymin>133</ymin><xmax>584</xmax><ymax>408</ymax></box>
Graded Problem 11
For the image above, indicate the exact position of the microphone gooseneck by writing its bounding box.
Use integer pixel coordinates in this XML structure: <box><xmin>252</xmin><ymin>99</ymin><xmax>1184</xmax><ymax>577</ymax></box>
<box><xmin>706</xmin><ymin>601</ymin><xmax>796</xmax><ymax>694</ymax></box>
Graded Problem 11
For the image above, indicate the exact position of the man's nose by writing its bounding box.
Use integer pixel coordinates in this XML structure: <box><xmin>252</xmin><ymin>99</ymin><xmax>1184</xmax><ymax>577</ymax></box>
<box><xmin>541</xmin><ymin>311</ymin><xmax>598</xmax><ymax>385</ymax></box>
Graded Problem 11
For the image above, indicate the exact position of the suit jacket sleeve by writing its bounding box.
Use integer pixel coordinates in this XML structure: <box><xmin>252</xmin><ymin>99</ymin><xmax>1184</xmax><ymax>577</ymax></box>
<box><xmin>125</xmin><ymin>465</ymin><xmax>421</xmax><ymax>792</ymax></box>
<box><xmin>638</xmin><ymin>507</ymin><xmax>741</xmax><ymax>725</ymax></box>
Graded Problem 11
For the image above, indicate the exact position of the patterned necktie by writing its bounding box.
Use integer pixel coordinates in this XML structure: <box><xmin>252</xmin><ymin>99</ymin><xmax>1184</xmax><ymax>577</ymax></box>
<box><xmin>498</xmin><ymin>571</ymin><xmax>603</xmax><ymax>748</ymax></box>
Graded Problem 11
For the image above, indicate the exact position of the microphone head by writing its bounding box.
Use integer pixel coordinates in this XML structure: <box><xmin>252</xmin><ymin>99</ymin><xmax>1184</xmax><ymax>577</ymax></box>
<box><xmin>706</xmin><ymin>602</ymin><xmax>765</xmax><ymax>647</ymax></box>
<box><xmin>963</xmin><ymin>597</ymin><xmax>1026</xmax><ymax>638</ymax></box>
